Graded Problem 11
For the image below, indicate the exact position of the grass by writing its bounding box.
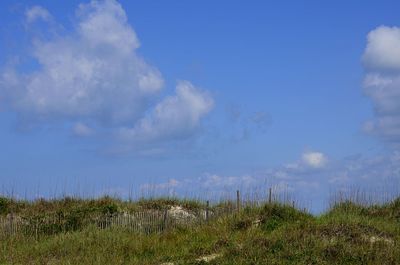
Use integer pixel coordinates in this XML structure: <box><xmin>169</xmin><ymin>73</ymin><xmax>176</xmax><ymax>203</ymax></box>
<box><xmin>1</xmin><ymin>196</ymin><xmax>400</xmax><ymax>264</ymax></box>
<box><xmin>0</xmin><ymin>195</ymin><xmax>207</xmax><ymax>216</ymax></box>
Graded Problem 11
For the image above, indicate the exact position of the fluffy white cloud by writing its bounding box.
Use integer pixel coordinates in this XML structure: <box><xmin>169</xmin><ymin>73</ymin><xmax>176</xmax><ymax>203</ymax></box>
<box><xmin>2</xmin><ymin>0</ymin><xmax>163</xmax><ymax>126</ymax></box>
<box><xmin>363</xmin><ymin>26</ymin><xmax>400</xmax><ymax>70</ymax></box>
<box><xmin>362</xmin><ymin>26</ymin><xmax>400</xmax><ymax>146</ymax></box>
<box><xmin>274</xmin><ymin>150</ymin><xmax>328</xmax><ymax>172</ymax></box>
<box><xmin>0</xmin><ymin>0</ymin><xmax>214</xmax><ymax>150</ymax></box>
<box><xmin>25</xmin><ymin>6</ymin><xmax>52</xmax><ymax>23</ymax></box>
<box><xmin>118</xmin><ymin>81</ymin><xmax>214</xmax><ymax>142</ymax></box>
<box><xmin>302</xmin><ymin>151</ymin><xmax>327</xmax><ymax>168</ymax></box>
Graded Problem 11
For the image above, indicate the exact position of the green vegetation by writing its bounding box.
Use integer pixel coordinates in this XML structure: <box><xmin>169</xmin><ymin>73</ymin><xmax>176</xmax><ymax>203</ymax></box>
<box><xmin>1</xmin><ymin>196</ymin><xmax>400</xmax><ymax>264</ymax></box>
<box><xmin>0</xmin><ymin>196</ymin><xmax>206</xmax><ymax>216</ymax></box>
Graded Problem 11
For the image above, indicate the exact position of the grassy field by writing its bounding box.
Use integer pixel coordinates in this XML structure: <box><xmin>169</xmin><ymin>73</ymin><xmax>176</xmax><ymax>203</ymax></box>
<box><xmin>0</xmin><ymin>196</ymin><xmax>400</xmax><ymax>264</ymax></box>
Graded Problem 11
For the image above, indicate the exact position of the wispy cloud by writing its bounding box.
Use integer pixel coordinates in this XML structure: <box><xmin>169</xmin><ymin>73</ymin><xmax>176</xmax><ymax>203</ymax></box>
<box><xmin>72</xmin><ymin>122</ymin><xmax>94</xmax><ymax>137</ymax></box>
<box><xmin>25</xmin><ymin>6</ymin><xmax>52</xmax><ymax>23</ymax></box>
<box><xmin>148</xmin><ymin>150</ymin><xmax>400</xmax><ymax>210</ymax></box>
<box><xmin>224</xmin><ymin>104</ymin><xmax>271</xmax><ymax>143</ymax></box>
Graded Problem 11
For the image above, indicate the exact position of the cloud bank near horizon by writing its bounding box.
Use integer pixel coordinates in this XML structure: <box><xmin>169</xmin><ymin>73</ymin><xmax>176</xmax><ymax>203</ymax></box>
<box><xmin>138</xmin><ymin>150</ymin><xmax>400</xmax><ymax>212</ymax></box>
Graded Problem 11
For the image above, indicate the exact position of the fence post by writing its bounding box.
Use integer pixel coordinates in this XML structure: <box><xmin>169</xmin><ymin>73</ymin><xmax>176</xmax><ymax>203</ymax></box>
<box><xmin>35</xmin><ymin>222</ymin><xmax>38</xmax><ymax>240</ymax></box>
<box><xmin>163</xmin><ymin>208</ymin><xmax>168</xmax><ymax>231</ymax></box>
<box><xmin>8</xmin><ymin>213</ymin><xmax>13</xmax><ymax>237</ymax></box>
<box><xmin>236</xmin><ymin>190</ymin><xmax>240</xmax><ymax>213</ymax></box>
<box><xmin>206</xmin><ymin>200</ymin><xmax>209</xmax><ymax>222</ymax></box>
<box><xmin>268</xmin><ymin>188</ymin><xmax>272</xmax><ymax>204</ymax></box>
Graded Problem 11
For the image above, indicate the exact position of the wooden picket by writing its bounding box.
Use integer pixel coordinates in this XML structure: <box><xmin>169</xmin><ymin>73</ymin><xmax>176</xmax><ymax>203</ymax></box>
<box><xmin>0</xmin><ymin>205</ymin><xmax>235</xmax><ymax>238</ymax></box>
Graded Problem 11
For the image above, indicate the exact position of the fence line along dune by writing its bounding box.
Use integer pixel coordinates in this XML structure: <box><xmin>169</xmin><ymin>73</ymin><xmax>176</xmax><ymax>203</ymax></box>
<box><xmin>0</xmin><ymin>203</ymin><xmax>236</xmax><ymax>238</ymax></box>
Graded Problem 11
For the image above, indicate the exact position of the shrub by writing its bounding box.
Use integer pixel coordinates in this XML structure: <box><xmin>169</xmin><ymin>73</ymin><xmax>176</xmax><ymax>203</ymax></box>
<box><xmin>260</xmin><ymin>203</ymin><xmax>312</xmax><ymax>231</ymax></box>
<box><xmin>232</xmin><ymin>216</ymin><xmax>254</xmax><ymax>230</ymax></box>
<box><xmin>0</xmin><ymin>197</ymin><xmax>9</xmax><ymax>215</ymax></box>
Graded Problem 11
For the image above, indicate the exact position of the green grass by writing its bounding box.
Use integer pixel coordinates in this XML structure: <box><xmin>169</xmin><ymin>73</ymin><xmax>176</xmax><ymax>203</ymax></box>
<box><xmin>0</xmin><ymin>195</ymin><xmax>207</xmax><ymax>216</ymax></box>
<box><xmin>1</xmin><ymin>197</ymin><xmax>400</xmax><ymax>264</ymax></box>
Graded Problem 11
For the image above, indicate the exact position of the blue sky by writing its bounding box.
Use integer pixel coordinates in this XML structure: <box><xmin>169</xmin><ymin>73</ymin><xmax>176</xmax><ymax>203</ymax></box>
<box><xmin>1</xmin><ymin>0</ymin><xmax>400</xmax><ymax>212</ymax></box>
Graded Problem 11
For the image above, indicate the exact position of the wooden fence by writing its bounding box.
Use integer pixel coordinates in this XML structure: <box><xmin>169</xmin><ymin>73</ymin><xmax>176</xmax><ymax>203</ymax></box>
<box><xmin>0</xmin><ymin>189</ymin><xmax>293</xmax><ymax>238</ymax></box>
<box><xmin>0</xmin><ymin>206</ymin><xmax>235</xmax><ymax>238</ymax></box>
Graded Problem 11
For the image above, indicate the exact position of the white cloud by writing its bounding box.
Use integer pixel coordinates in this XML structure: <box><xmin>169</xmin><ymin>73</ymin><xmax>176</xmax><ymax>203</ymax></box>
<box><xmin>302</xmin><ymin>151</ymin><xmax>327</xmax><ymax>168</ymax></box>
<box><xmin>118</xmin><ymin>81</ymin><xmax>214</xmax><ymax>142</ymax></box>
<box><xmin>362</xmin><ymin>26</ymin><xmax>400</xmax><ymax>146</ymax></box>
<box><xmin>363</xmin><ymin>26</ymin><xmax>400</xmax><ymax>71</ymax></box>
<box><xmin>8</xmin><ymin>0</ymin><xmax>164</xmax><ymax>125</ymax></box>
<box><xmin>25</xmin><ymin>6</ymin><xmax>52</xmax><ymax>23</ymax></box>
<box><xmin>140</xmin><ymin>178</ymin><xmax>180</xmax><ymax>191</ymax></box>
<box><xmin>363</xmin><ymin>74</ymin><xmax>400</xmax><ymax>115</ymax></box>
<box><xmin>142</xmin><ymin>151</ymin><xmax>400</xmax><ymax>212</ymax></box>
<box><xmin>270</xmin><ymin>150</ymin><xmax>328</xmax><ymax>177</ymax></box>
<box><xmin>0</xmin><ymin>0</ymin><xmax>214</xmax><ymax>150</ymax></box>
<box><xmin>77</xmin><ymin>0</ymin><xmax>140</xmax><ymax>56</ymax></box>
<box><xmin>198</xmin><ymin>173</ymin><xmax>256</xmax><ymax>189</ymax></box>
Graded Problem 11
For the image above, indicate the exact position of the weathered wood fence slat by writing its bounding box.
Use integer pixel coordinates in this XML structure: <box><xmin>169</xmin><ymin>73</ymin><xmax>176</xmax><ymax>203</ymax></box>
<box><xmin>0</xmin><ymin>206</ymin><xmax>234</xmax><ymax>238</ymax></box>
<box><xmin>1</xmin><ymin>189</ymin><xmax>287</xmax><ymax>238</ymax></box>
